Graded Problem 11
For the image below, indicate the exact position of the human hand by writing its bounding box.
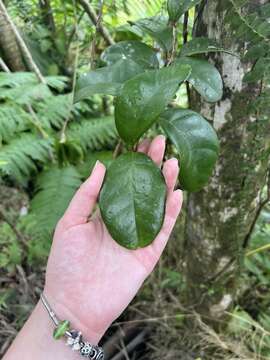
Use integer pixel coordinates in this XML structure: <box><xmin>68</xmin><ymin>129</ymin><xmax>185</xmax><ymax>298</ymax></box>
<box><xmin>44</xmin><ymin>135</ymin><xmax>183</xmax><ymax>344</ymax></box>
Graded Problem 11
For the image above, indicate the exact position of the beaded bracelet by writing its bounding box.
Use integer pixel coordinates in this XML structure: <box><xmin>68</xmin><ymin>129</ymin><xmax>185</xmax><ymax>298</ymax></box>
<box><xmin>40</xmin><ymin>293</ymin><xmax>104</xmax><ymax>359</ymax></box>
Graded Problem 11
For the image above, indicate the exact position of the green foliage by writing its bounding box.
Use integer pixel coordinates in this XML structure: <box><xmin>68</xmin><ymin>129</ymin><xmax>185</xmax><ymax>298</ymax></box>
<box><xmin>0</xmin><ymin>71</ymin><xmax>118</xmax><ymax>245</ymax></box>
<box><xmin>99</xmin><ymin>152</ymin><xmax>167</xmax><ymax>249</ymax></box>
<box><xmin>159</xmin><ymin>109</ymin><xmax>219</xmax><ymax>191</ymax></box>
<box><xmin>2</xmin><ymin>0</ymin><xmax>223</xmax><ymax>249</ymax></box>
<box><xmin>30</xmin><ymin>166</ymin><xmax>81</xmax><ymax>241</ymax></box>
<box><xmin>0</xmin><ymin>223</ymin><xmax>22</xmax><ymax>272</ymax></box>
<box><xmin>0</xmin><ymin>135</ymin><xmax>52</xmax><ymax>183</ymax></box>
<box><xmin>130</xmin><ymin>16</ymin><xmax>173</xmax><ymax>52</ymax></box>
<box><xmin>0</xmin><ymin>72</ymin><xmax>67</xmax><ymax>104</ymax></box>
<box><xmin>34</xmin><ymin>94</ymin><xmax>73</xmax><ymax>129</ymax></box>
<box><xmin>177</xmin><ymin>57</ymin><xmax>223</xmax><ymax>102</ymax></box>
<box><xmin>245</xmin><ymin>210</ymin><xmax>270</xmax><ymax>286</ymax></box>
<box><xmin>226</xmin><ymin>207</ymin><xmax>270</xmax><ymax>358</ymax></box>
<box><xmin>0</xmin><ymin>104</ymin><xmax>30</xmax><ymax>141</ymax></box>
<box><xmin>227</xmin><ymin>0</ymin><xmax>270</xmax><ymax>92</ymax></box>
<box><xmin>101</xmin><ymin>40</ymin><xmax>159</xmax><ymax>69</ymax></box>
<box><xmin>115</xmin><ymin>63</ymin><xmax>191</xmax><ymax>144</ymax></box>
<box><xmin>67</xmin><ymin>116</ymin><xmax>117</xmax><ymax>152</ymax></box>
<box><xmin>74</xmin><ymin>59</ymin><xmax>144</xmax><ymax>102</ymax></box>
<box><xmin>71</xmin><ymin>0</ymin><xmax>225</xmax><ymax>247</ymax></box>
<box><xmin>167</xmin><ymin>0</ymin><xmax>202</xmax><ymax>22</ymax></box>
<box><xmin>77</xmin><ymin>151</ymin><xmax>114</xmax><ymax>178</ymax></box>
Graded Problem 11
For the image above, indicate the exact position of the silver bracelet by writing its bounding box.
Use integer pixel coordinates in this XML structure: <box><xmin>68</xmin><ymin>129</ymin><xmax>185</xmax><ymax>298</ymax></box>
<box><xmin>40</xmin><ymin>293</ymin><xmax>104</xmax><ymax>359</ymax></box>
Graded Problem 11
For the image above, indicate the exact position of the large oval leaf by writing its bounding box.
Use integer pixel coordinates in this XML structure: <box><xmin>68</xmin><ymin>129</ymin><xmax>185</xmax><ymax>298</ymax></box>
<box><xmin>101</xmin><ymin>40</ymin><xmax>159</xmax><ymax>69</ymax></box>
<box><xmin>115</xmin><ymin>63</ymin><xmax>191</xmax><ymax>144</ymax></box>
<box><xmin>177</xmin><ymin>57</ymin><xmax>223</xmax><ymax>102</ymax></box>
<box><xmin>159</xmin><ymin>108</ymin><xmax>219</xmax><ymax>192</ymax></box>
<box><xmin>74</xmin><ymin>59</ymin><xmax>143</xmax><ymax>103</ymax></box>
<box><xmin>99</xmin><ymin>152</ymin><xmax>166</xmax><ymax>249</ymax></box>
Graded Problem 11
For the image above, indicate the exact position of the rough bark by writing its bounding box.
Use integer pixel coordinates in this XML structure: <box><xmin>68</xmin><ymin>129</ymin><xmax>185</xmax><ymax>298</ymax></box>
<box><xmin>185</xmin><ymin>0</ymin><xmax>270</xmax><ymax>322</ymax></box>
<box><xmin>0</xmin><ymin>7</ymin><xmax>25</xmax><ymax>71</ymax></box>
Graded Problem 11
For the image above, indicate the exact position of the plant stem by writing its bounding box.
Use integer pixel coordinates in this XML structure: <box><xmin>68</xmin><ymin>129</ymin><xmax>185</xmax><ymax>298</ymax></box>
<box><xmin>60</xmin><ymin>0</ymin><xmax>80</xmax><ymax>142</ymax></box>
<box><xmin>167</xmin><ymin>22</ymin><xmax>178</xmax><ymax>66</ymax></box>
<box><xmin>113</xmin><ymin>140</ymin><xmax>122</xmax><ymax>158</ymax></box>
<box><xmin>78</xmin><ymin>0</ymin><xmax>114</xmax><ymax>46</ymax></box>
<box><xmin>246</xmin><ymin>243</ymin><xmax>270</xmax><ymax>257</ymax></box>
<box><xmin>0</xmin><ymin>57</ymin><xmax>10</xmax><ymax>72</ymax></box>
<box><xmin>90</xmin><ymin>0</ymin><xmax>104</xmax><ymax>69</ymax></box>
<box><xmin>243</xmin><ymin>170</ymin><xmax>270</xmax><ymax>248</ymax></box>
<box><xmin>183</xmin><ymin>11</ymin><xmax>191</xmax><ymax>105</ymax></box>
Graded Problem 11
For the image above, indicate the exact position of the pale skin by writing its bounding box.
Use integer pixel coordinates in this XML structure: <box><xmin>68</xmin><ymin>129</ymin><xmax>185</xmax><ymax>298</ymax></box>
<box><xmin>4</xmin><ymin>135</ymin><xmax>183</xmax><ymax>360</ymax></box>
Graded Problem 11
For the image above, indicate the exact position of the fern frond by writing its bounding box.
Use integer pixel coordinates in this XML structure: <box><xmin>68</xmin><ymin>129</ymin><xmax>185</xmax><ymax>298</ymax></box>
<box><xmin>0</xmin><ymin>72</ymin><xmax>68</xmax><ymax>105</ymax></box>
<box><xmin>0</xmin><ymin>104</ymin><xmax>30</xmax><ymax>141</ymax></box>
<box><xmin>0</xmin><ymin>72</ymin><xmax>37</xmax><ymax>87</ymax></box>
<box><xmin>45</xmin><ymin>76</ymin><xmax>69</xmax><ymax>91</ymax></box>
<box><xmin>67</xmin><ymin>116</ymin><xmax>118</xmax><ymax>151</ymax></box>
<box><xmin>0</xmin><ymin>134</ymin><xmax>52</xmax><ymax>183</ymax></box>
<box><xmin>30</xmin><ymin>166</ymin><xmax>81</xmax><ymax>240</ymax></box>
<box><xmin>35</xmin><ymin>94</ymin><xmax>73</xmax><ymax>129</ymax></box>
<box><xmin>0</xmin><ymin>83</ymin><xmax>51</xmax><ymax>104</ymax></box>
<box><xmin>0</xmin><ymin>72</ymin><xmax>68</xmax><ymax>90</ymax></box>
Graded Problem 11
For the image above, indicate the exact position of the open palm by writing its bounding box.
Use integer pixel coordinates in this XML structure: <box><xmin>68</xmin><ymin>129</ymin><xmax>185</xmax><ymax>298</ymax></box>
<box><xmin>44</xmin><ymin>136</ymin><xmax>182</xmax><ymax>344</ymax></box>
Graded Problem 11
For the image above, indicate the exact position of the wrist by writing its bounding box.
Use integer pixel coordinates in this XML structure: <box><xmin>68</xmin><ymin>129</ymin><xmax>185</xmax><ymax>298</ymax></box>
<box><xmin>42</xmin><ymin>288</ymin><xmax>105</xmax><ymax>345</ymax></box>
<box><xmin>4</xmin><ymin>297</ymin><xmax>105</xmax><ymax>360</ymax></box>
<box><xmin>4</xmin><ymin>300</ymin><xmax>79</xmax><ymax>360</ymax></box>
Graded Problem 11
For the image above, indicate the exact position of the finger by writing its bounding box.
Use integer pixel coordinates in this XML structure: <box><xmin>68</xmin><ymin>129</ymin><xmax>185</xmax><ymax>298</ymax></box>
<box><xmin>151</xmin><ymin>189</ymin><xmax>183</xmax><ymax>258</ymax></box>
<box><xmin>162</xmin><ymin>158</ymin><xmax>179</xmax><ymax>191</ymax></box>
<box><xmin>59</xmin><ymin>161</ymin><xmax>106</xmax><ymax>229</ymax></box>
<box><xmin>147</xmin><ymin>135</ymin><xmax>166</xmax><ymax>166</ymax></box>
<box><xmin>137</xmin><ymin>138</ymin><xmax>151</xmax><ymax>153</ymax></box>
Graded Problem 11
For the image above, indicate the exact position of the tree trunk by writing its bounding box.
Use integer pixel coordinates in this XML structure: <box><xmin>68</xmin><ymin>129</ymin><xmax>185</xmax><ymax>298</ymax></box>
<box><xmin>185</xmin><ymin>0</ymin><xmax>270</xmax><ymax>323</ymax></box>
<box><xmin>39</xmin><ymin>0</ymin><xmax>55</xmax><ymax>32</ymax></box>
<box><xmin>0</xmin><ymin>8</ymin><xmax>25</xmax><ymax>71</ymax></box>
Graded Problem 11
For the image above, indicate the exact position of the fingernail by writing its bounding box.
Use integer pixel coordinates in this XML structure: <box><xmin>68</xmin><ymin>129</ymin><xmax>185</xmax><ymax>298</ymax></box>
<box><xmin>92</xmin><ymin>160</ymin><xmax>100</xmax><ymax>171</ymax></box>
<box><xmin>171</xmin><ymin>157</ymin><xmax>179</xmax><ymax>166</ymax></box>
<box><xmin>158</xmin><ymin>134</ymin><xmax>166</xmax><ymax>142</ymax></box>
<box><xmin>174</xmin><ymin>189</ymin><xmax>183</xmax><ymax>203</ymax></box>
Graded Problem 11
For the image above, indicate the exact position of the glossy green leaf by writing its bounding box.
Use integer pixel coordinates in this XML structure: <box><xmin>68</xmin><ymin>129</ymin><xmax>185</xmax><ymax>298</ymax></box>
<box><xmin>99</xmin><ymin>152</ymin><xmax>166</xmax><ymax>249</ymax></box>
<box><xmin>130</xmin><ymin>16</ymin><xmax>173</xmax><ymax>52</ymax></box>
<box><xmin>53</xmin><ymin>320</ymin><xmax>70</xmax><ymax>340</ymax></box>
<box><xmin>74</xmin><ymin>59</ymin><xmax>143</xmax><ymax>103</ymax></box>
<box><xmin>167</xmin><ymin>0</ymin><xmax>202</xmax><ymax>21</ymax></box>
<box><xmin>115</xmin><ymin>63</ymin><xmax>191</xmax><ymax>144</ymax></box>
<box><xmin>177</xmin><ymin>57</ymin><xmax>223</xmax><ymax>102</ymax></box>
<box><xmin>159</xmin><ymin>108</ymin><xmax>219</xmax><ymax>192</ymax></box>
<box><xmin>101</xmin><ymin>41</ymin><xmax>159</xmax><ymax>69</ymax></box>
<box><xmin>179</xmin><ymin>37</ymin><xmax>234</xmax><ymax>57</ymax></box>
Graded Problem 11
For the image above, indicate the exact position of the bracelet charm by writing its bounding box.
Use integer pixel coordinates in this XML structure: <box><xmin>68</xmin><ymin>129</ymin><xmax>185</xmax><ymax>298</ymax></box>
<box><xmin>41</xmin><ymin>293</ymin><xmax>104</xmax><ymax>359</ymax></box>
